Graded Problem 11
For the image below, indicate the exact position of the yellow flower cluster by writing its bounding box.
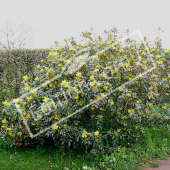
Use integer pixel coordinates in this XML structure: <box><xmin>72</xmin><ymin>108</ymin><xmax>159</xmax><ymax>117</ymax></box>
<box><xmin>2</xmin><ymin>100</ymin><xmax>11</xmax><ymax>107</ymax></box>
<box><xmin>52</xmin><ymin>124</ymin><xmax>59</xmax><ymax>130</ymax></box>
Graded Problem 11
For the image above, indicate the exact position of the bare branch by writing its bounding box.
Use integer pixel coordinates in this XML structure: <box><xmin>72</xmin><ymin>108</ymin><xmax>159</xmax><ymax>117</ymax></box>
<box><xmin>0</xmin><ymin>19</ymin><xmax>34</xmax><ymax>50</ymax></box>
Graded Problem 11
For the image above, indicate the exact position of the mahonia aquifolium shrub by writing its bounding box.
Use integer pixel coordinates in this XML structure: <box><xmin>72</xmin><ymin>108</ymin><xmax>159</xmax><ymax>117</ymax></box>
<box><xmin>1</xmin><ymin>27</ymin><xmax>170</xmax><ymax>150</ymax></box>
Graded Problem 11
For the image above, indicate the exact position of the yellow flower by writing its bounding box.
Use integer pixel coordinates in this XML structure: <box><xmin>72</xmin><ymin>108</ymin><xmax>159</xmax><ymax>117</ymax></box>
<box><xmin>156</xmin><ymin>61</ymin><xmax>163</xmax><ymax>65</ymax></box>
<box><xmin>37</xmin><ymin>65</ymin><xmax>40</xmax><ymax>69</ymax></box>
<box><xmin>76</xmin><ymin>72</ymin><xmax>82</xmax><ymax>78</ymax></box>
<box><xmin>162</xmin><ymin>106</ymin><xmax>167</xmax><ymax>110</ymax></box>
<box><xmin>40</xmin><ymin>68</ymin><xmax>44</xmax><ymax>72</ymax></box>
<box><xmin>13</xmin><ymin>98</ymin><xmax>20</xmax><ymax>104</ymax></box>
<box><xmin>9</xmin><ymin>131</ymin><xmax>12</xmax><ymax>136</ymax></box>
<box><xmin>156</xmin><ymin>55</ymin><xmax>161</xmax><ymax>59</ymax></box>
<box><xmin>90</xmin><ymin>82</ymin><xmax>95</xmax><ymax>87</ymax></box>
<box><xmin>17</xmin><ymin>132</ymin><xmax>22</xmax><ymax>136</ymax></box>
<box><xmin>126</xmin><ymin>93</ymin><xmax>131</xmax><ymax>97</ymax></box>
<box><xmin>82</xmin><ymin>133</ymin><xmax>87</xmax><ymax>138</ymax></box>
<box><xmin>16</xmin><ymin>104</ymin><xmax>20</xmax><ymax>109</ymax></box>
<box><xmin>118</xmin><ymin>87</ymin><xmax>124</xmax><ymax>92</ymax></box>
<box><xmin>61</xmin><ymin>80</ymin><xmax>69</xmax><ymax>88</ymax></box>
<box><xmin>164</xmin><ymin>115</ymin><xmax>168</xmax><ymax>120</ymax></box>
<box><xmin>113</xmin><ymin>93</ymin><xmax>116</xmax><ymax>96</ymax></box>
<box><xmin>128</xmin><ymin>109</ymin><xmax>133</xmax><ymax>113</ymax></box>
<box><xmin>69</xmin><ymin>47</ymin><xmax>74</xmax><ymax>51</ymax></box>
<box><xmin>23</xmin><ymin>75</ymin><xmax>29</xmax><ymax>81</ymax></box>
<box><xmin>117</xmin><ymin>129</ymin><xmax>121</xmax><ymax>133</ymax></box>
<box><xmin>36</xmin><ymin>114</ymin><xmax>42</xmax><ymax>119</ymax></box>
<box><xmin>164</xmin><ymin>49</ymin><xmax>170</xmax><ymax>54</ymax></box>
<box><xmin>2</xmin><ymin>119</ymin><xmax>7</xmax><ymax>124</ymax></box>
<box><xmin>27</xmin><ymin>96</ymin><xmax>33</xmax><ymax>102</ymax></box>
<box><xmin>25</xmin><ymin>86</ymin><xmax>30</xmax><ymax>91</ymax></box>
<box><xmin>149</xmin><ymin>103</ymin><xmax>152</xmax><ymax>107</ymax></box>
<box><xmin>31</xmin><ymin>89</ymin><xmax>37</xmax><ymax>95</ymax></box>
<box><xmin>150</xmin><ymin>113</ymin><xmax>154</xmax><ymax>117</ymax></box>
<box><xmin>1</xmin><ymin>125</ymin><xmax>7</xmax><ymax>128</ymax></box>
<box><xmin>112</xmin><ymin>69</ymin><xmax>117</xmax><ymax>74</ymax></box>
<box><xmin>100</xmin><ymin>93</ymin><xmax>105</xmax><ymax>97</ymax></box>
<box><xmin>97</xmin><ymin>83</ymin><xmax>101</xmax><ymax>87</ymax></box>
<box><xmin>98</xmin><ymin>115</ymin><xmax>103</xmax><ymax>119</ymax></box>
<box><xmin>35</xmin><ymin>77</ymin><xmax>39</xmax><ymax>82</ymax></box>
<box><xmin>104</xmin><ymin>85</ymin><xmax>108</xmax><ymax>90</ymax></box>
<box><xmin>41</xmin><ymin>59</ymin><xmax>45</xmax><ymax>63</ymax></box>
<box><xmin>95</xmin><ymin>69</ymin><xmax>99</xmax><ymax>72</ymax></box>
<box><xmin>63</xmin><ymin>38</ymin><xmax>67</xmax><ymax>41</ymax></box>
<box><xmin>19</xmin><ymin>116</ymin><xmax>23</xmax><ymax>120</ymax></box>
<box><xmin>6</xmin><ymin>128</ymin><xmax>11</xmax><ymax>131</ymax></box>
<box><xmin>3</xmin><ymin>100</ymin><xmax>11</xmax><ymax>107</ymax></box>
<box><xmin>47</xmin><ymin>68</ymin><xmax>54</xmax><ymax>75</ymax></box>
<box><xmin>149</xmin><ymin>87</ymin><xmax>153</xmax><ymax>91</ymax></box>
<box><xmin>58</xmin><ymin>45</ymin><xmax>63</xmax><ymax>51</ymax></box>
<box><xmin>136</xmin><ymin>100</ymin><xmax>141</xmax><ymax>104</ymax></box>
<box><xmin>45</xmin><ymin>67</ymin><xmax>49</xmax><ymax>72</ymax></box>
<box><xmin>90</xmin><ymin>76</ymin><xmax>94</xmax><ymax>81</ymax></box>
<box><xmin>52</xmin><ymin>124</ymin><xmax>59</xmax><ymax>130</ymax></box>
<box><xmin>110</xmin><ymin>101</ymin><xmax>114</xmax><ymax>106</ymax></box>
<box><xmin>58</xmin><ymin>63</ymin><xmax>63</xmax><ymax>67</ymax></box>
<box><xmin>54</xmin><ymin>115</ymin><xmax>59</xmax><ymax>120</ymax></box>
<box><xmin>94</xmin><ymin>130</ymin><xmax>99</xmax><ymax>136</ymax></box>
<box><xmin>107</xmin><ymin>41</ymin><xmax>111</xmax><ymax>46</ymax></box>
<box><xmin>99</xmin><ymin>73</ymin><xmax>106</xmax><ymax>79</ymax></box>
<box><xmin>92</xmin><ymin>55</ymin><xmax>98</xmax><ymax>61</ymax></box>
<box><xmin>124</xmin><ymin>63</ymin><xmax>129</xmax><ymax>68</ymax></box>
<box><xmin>82</xmin><ymin>129</ymin><xmax>88</xmax><ymax>138</ymax></box>
<box><xmin>114</xmin><ymin>130</ymin><xmax>117</xmax><ymax>135</ymax></box>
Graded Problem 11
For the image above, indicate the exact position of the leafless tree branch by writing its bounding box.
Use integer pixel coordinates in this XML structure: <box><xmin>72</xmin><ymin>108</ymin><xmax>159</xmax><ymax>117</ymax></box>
<box><xmin>0</xmin><ymin>19</ymin><xmax>34</xmax><ymax>50</ymax></box>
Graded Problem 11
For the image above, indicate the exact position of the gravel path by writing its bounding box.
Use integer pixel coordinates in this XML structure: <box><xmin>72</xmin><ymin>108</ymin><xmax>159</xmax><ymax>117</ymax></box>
<box><xmin>143</xmin><ymin>159</ymin><xmax>170</xmax><ymax>170</ymax></box>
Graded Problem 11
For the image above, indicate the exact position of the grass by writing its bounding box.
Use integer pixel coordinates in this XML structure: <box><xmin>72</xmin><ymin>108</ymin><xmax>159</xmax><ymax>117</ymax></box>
<box><xmin>0</xmin><ymin>140</ymin><xmax>97</xmax><ymax>170</ymax></box>
<box><xmin>1</xmin><ymin>127</ymin><xmax>170</xmax><ymax>170</ymax></box>
<box><xmin>149</xmin><ymin>161</ymin><xmax>159</xmax><ymax>167</ymax></box>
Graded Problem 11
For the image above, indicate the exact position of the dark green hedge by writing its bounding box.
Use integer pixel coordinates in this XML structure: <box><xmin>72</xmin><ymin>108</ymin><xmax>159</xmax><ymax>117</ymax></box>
<box><xmin>0</xmin><ymin>49</ymin><xmax>48</xmax><ymax>110</ymax></box>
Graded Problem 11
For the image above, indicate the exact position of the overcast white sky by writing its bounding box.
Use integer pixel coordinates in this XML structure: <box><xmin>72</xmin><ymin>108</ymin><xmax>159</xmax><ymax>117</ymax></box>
<box><xmin>0</xmin><ymin>0</ymin><xmax>170</xmax><ymax>49</ymax></box>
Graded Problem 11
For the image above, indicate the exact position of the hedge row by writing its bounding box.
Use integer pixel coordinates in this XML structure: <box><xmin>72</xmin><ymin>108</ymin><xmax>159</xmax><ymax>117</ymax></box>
<box><xmin>0</xmin><ymin>49</ymin><xmax>48</xmax><ymax>110</ymax></box>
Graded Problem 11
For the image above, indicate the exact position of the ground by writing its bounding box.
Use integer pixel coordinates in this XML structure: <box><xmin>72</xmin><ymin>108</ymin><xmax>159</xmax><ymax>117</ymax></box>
<box><xmin>143</xmin><ymin>159</ymin><xmax>170</xmax><ymax>170</ymax></box>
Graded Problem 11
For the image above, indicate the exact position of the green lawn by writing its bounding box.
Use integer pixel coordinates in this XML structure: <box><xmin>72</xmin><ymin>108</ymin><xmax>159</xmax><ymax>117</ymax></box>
<box><xmin>0</xmin><ymin>141</ymin><xmax>96</xmax><ymax>170</ymax></box>
<box><xmin>1</xmin><ymin>127</ymin><xmax>170</xmax><ymax>170</ymax></box>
